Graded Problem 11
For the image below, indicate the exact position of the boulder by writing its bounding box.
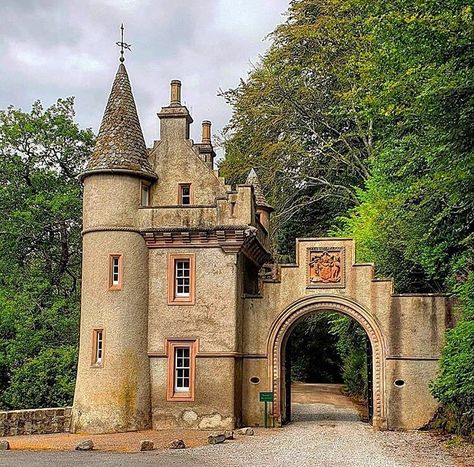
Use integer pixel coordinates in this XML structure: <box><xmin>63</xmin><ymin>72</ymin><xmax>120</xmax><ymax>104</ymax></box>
<box><xmin>169</xmin><ymin>439</ymin><xmax>186</xmax><ymax>449</ymax></box>
<box><xmin>224</xmin><ymin>430</ymin><xmax>234</xmax><ymax>440</ymax></box>
<box><xmin>0</xmin><ymin>440</ymin><xmax>10</xmax><ymax>450</ymax></box>
<box><xmin>207</xmin><ymin>433</ymin><xmax>226</xmax><ymax>445</ymax></box>
<box><xmin>139</xmin><ymin>440</ymin><xmax>154</xmax><ymax>451</ymax></box>
<box><xmin>75</xmin><ymin>439</ymin><xmax>94</xmax><ymax>451</ymax></box>
<box><xmin>236</xmin><ymin>427</ymin><xmax>255</xmax><ymax>436</ymax></box>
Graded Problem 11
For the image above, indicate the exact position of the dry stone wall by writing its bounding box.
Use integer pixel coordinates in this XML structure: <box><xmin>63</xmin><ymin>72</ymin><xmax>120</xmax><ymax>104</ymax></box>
<box><xmin>0</xmin><ymin>407</ymin><xmax>71</xmax><ymax>436</ymax></box>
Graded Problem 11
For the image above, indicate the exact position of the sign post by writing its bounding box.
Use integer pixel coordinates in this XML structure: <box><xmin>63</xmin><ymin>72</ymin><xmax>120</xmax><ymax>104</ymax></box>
<box><xmin>259</xmin><ymin>391</ymin><xmax>274</xmax><ymax>428</ymax></box>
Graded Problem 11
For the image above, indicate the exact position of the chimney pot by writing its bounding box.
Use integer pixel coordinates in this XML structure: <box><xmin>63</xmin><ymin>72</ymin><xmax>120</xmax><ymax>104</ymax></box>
<box><xmin>170</xmin><ymin>80</ymin><xmax>181</xmax><ymax>106</ymax></box>
<box><xmin>202</xmin><ymin>120</ymin><xmax>211</xmax><ymax>144</ymax></box>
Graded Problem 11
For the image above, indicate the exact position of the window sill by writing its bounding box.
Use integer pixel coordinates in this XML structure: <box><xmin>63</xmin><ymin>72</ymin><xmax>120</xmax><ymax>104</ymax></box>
<box><xmin>242</xmin><ymin>293</ymin><xmax>263</xmax><ymax>299</ymax></box>
<box><xmin>168</xmin><ymin>299</ymin><xmax>195</xmax><ymax>306</ymax></box>
<box><xmin>167</xmin><ymin>394</ymin><xmax>194</xmax><ymax>402</ymax></box>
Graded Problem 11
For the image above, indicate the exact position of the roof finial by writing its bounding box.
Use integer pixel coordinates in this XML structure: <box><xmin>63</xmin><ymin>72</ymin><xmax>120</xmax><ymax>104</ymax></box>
<box><xmin>116</xmin><ymin>23</ymin><xmax>131</xmax><ymax>63</ymax></box>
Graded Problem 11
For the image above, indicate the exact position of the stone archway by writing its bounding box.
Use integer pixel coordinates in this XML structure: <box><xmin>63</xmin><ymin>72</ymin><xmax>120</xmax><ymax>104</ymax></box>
<box><xmin>267</xmin><ymin>294</ymin><xmax>388</xmax><ymax>430</ymax></box>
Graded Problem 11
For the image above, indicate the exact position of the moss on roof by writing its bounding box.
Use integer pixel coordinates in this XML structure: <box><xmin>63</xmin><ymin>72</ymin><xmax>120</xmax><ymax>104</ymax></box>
<box><xmin>82</xmin><ymin>63</ymin><xmax>157</xmax><ymax>181</ymax></box>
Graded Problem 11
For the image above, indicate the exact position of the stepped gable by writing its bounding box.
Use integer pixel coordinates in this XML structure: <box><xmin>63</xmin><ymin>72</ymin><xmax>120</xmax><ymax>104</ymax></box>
<box><xmin>81</xmin><ymin>63</ymin><xmax>157</xmax><ymax>181</ymax></box>
<box><xmin>246</xmin><ymin>168</ymin><xmax>273</xmax><ymax>210</ymax></box>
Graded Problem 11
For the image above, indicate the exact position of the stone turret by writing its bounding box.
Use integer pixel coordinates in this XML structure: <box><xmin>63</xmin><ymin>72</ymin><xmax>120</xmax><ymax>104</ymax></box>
<box><xmin>72</xmin><ymin>60</ymin><xmax>152</xmax><ymax>433</ymax></box>
<box><xmin>246</xmin><ymin>168</ymin><xmax>273</xmax><ymax>231</ymax></box>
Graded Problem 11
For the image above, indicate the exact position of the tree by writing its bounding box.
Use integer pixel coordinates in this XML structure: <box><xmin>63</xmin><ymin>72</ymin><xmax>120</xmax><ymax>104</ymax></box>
<box><xmin>0</xmin><ymin>98</ymin><xmax>94</xmax><ymax>409</ymax></box>
<box><xmin>219</xmin><ymin>0</ymin><xmax>373</xmax><ymax>259</ymax></box>
<box><xmin>222</xmin><ymin>0</ymin><xmax>473</xmax><ymax>433</ymax></box>
<box><xmin>335</xmin><ymin>0</ymin><xmax>474</xmax><ymax>434</ymax></box>
<box><xmin>288</xmin><ymin>314</ymin><xmax>343</xmax><ymax>384</ymax></box>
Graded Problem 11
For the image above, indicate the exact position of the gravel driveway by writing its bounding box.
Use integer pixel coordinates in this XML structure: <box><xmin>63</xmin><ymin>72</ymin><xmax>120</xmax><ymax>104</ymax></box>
<box><xmin>0</xmin><ymin>401</ymin><xmax>457</xmax><ymax>467</ymax></box>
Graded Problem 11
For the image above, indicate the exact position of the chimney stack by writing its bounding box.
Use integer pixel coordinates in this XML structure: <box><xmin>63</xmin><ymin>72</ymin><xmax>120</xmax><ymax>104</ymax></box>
<box><xmin>170</xmin><ymin>80</ymin><xmax>181</xmax><ymax>106</ymax></box>
<box><xmin>202</xmin><ymin>120</ymin><xmax>211</xmax><ymax>144</ymax></box>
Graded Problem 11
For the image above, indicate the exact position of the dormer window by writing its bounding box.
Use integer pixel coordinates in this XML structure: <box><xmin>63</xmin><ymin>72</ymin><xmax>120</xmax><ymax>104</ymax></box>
<box><xmin>141</xmin><ymin>182</ymin><xmax>150</xmax><ymax>206</ymax></box>
<box><xmin>179</xmin><ymin>183</ymin><xmax>191</xmax><ymax>206</ymax></box>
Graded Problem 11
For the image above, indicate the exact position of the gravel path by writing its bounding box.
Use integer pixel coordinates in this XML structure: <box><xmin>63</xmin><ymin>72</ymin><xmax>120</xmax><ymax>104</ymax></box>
<box><xmin>0</xmin><ymin>401</ymin><xmax>457</xmax><ymax>466</ymax></box>
<box><xmin>161</xmin><ymin>402</ymin><xmax>455</xmax><ymax>467</ymax></box>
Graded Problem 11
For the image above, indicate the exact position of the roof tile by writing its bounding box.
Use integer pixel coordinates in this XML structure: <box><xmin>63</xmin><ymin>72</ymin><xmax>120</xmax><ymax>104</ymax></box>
<box><xmin>82</xmin><ymin>63</ymin><xmax>157</xmax><ymax>180</ymax></box>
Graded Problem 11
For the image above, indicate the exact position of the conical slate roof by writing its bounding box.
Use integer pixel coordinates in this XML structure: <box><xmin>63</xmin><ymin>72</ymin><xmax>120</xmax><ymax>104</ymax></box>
<box><xmin>81</xmin><ymin>63</ymin><xmax>157</xmax><ymax>181</ymax></box>
<box><xmin>246</xmin><ymin>168</ymin><xmax>273</xmax><ymax>211</ymax></box>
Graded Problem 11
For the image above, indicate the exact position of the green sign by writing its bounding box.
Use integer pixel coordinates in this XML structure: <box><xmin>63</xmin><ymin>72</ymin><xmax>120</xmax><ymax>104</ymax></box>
<box><xmin>259</xmin><ymin>391</ymin><xmax>274</xmax><ymax>402</ymax></box>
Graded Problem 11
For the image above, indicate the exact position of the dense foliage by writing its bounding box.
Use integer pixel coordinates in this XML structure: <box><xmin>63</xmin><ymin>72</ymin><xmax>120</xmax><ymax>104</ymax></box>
<box><xmin>0</xmin><ymin>98</ymin><xmax>94</xmax><ymax>409</ymax></box>
<box><xmin>288</xmin><ymin>313</ymin><xmax>368</xmax><ymax>398</ymax></box>
<box><xmin>329</xmin><ymin>314</ymin><xmax>368</xmax><ymax>398</ymax></box>
<box><xmin>219</xmin><ymin>0</ymin><xmax>372</xmax><ymax>259</ymax></box>
<box><xmin>221</xmin><ymin>0</ymin><xmax>473</xmax><ymax>434</ymax></box>
<box><xmin>288</xmin><ymin>314</ymin><xmax>343</xmax><ymax>383</ymax></box>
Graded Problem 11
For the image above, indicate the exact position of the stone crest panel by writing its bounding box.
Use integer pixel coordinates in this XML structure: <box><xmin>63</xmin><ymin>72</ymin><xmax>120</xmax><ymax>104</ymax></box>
<box><xmin>306</xmin><ymin>247</ymin><xmax>345</xmax><ymax>288</ymax></box>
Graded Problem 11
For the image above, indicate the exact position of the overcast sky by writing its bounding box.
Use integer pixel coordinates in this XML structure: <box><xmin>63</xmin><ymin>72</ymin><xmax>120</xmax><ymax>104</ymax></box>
<box><xmin>0</xmin><ymin>0</ymin><xmax>290</xmax><ymax>153</ymax></box>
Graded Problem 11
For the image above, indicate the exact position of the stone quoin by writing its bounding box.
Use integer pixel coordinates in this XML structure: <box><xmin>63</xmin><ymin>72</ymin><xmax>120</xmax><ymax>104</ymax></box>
<box><xmin>71</xmin><ymin>58</ymin><xmax>450</xmax><ymax>434</ymax></box>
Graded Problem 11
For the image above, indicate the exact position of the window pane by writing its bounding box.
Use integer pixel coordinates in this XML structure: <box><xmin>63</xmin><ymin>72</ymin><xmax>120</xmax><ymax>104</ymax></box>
<box><xmin>141</xmin><ymin>185</ymin><xmax>149</xmax><ymax>206</ymax></box>
<box><xmin>174</xmin><ymin>346</ymin><xmax>191</xmax><ymax>392</ymax></box>
<box><xmin>175</xmin><ymin>259</ymin><xmax>191</xmax><ymax>297</ymax></box>
<box><xmin>112</xmin><ymin>257</ymin><xmax>120</xmax><ymax>285</ymax></box>
<box><xmin>95</xmin><ymin>331</ymin><xmax>103</xmax><ymax>363</ymax></box>
<box><xmin>180</xmin><ymin>185</ymin><xmax>191</xmax><ymax>205</ymax></box>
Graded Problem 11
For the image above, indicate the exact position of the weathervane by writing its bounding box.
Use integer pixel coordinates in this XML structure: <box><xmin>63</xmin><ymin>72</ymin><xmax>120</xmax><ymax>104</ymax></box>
<box><xmin>116</xmin><ymin>24</ymin><xmax>131</xmax><ymax>62</ymax></box>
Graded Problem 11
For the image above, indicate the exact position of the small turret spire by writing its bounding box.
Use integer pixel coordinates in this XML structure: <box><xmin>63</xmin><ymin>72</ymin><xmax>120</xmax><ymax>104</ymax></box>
<box><xmin>246</xmin><ymin>168</ymin><xmax>273</xmax><ymax>210</ymax></box>
<box><xmin>81</xmin><ymin>59</ymin><xmax>157</xmax><ymax>181</ymax></box>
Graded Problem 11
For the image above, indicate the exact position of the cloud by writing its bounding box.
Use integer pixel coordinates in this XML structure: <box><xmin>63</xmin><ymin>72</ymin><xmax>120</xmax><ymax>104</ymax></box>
<box><xmin>0</xmin><ymin>0</ymin><xmax>289</xmax><ymax>156</ymax></box>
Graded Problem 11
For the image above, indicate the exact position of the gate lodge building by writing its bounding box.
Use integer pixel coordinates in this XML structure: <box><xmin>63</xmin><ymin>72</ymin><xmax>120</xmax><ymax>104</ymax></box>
<box><xmin>71</xmin><ymin>60</ymin><xmax>449</xmax><ymax>434</ymax></box>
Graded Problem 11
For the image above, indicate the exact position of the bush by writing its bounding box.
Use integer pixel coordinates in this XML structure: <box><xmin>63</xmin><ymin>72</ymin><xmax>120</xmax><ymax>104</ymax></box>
<box><xmin>329</xmin><ymin>315</ymin><xmax>368</xmax><ymax>398</ymax></box>
<box><xmin>431</xmin><ymin>320</ymin><xmax>474</xmax><ymax>437</ymax></box>
<box><xmin>1</xmin><ymin>346</ymin><xmax>77</xmax><ymax>409</ymax></box>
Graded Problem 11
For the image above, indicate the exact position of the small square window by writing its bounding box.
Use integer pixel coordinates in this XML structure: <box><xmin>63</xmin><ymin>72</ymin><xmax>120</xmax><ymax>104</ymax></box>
<box><xmin>179</xmin><ymin>184</ymin><xmax>191</xmax><ymax>206</ymax></box>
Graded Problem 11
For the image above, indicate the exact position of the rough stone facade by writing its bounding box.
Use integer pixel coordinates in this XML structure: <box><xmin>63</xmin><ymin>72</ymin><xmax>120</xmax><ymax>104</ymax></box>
<box><xmin>0</xmin><ymin>407</ymin><xmax>72</xmax><ymax>436</ymax></box>
<box><xmin>71</xmin><ymin>61</ymin><xmax>449</xmax><ymax>434</ymax></box>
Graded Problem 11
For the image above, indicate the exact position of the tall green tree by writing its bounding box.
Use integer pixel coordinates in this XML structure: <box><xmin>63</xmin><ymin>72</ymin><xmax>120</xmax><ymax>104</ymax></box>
<box><xmin>0</xmin><ymin>98</ymin><xmax>94</xmax><ymax>409</ymax></box>
<box><xmin>336</xmin><ymin>0</ymin><xmax>474</xmax><ymax>434</ymax></box>
<box><xmin>219</xmin><ymin>0</ymin><xmax>373</xmax><ymax>259</ymax></box>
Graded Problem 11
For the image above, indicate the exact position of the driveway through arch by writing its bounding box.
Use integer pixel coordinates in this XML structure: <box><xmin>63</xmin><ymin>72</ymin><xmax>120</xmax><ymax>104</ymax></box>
<box><xmin>267</xmin><ymin>294</ymin><xmax>388</xmax><ymax>430</ymax></box>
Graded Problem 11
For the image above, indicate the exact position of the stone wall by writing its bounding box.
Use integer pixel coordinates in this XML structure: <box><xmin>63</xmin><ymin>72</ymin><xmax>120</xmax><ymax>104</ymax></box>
<box><xmin>0</xmin><ymin>407</ymin><xmax>71</xmax><ymax>436</ymax></box>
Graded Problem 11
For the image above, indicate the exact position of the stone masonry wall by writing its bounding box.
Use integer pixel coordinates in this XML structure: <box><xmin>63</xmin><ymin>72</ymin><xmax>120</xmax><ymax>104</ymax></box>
<box><xmin>0</xmin><ymin>407</ymin><xmax>72</xmax><ymax>436</ymax></box>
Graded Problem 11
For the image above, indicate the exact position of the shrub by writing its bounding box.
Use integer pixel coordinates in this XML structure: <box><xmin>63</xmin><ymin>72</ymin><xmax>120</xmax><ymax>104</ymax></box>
<box><xmin>1</xmin><ymin>346</ymin><xmax>77</xmax><ymax>409</ymax></box>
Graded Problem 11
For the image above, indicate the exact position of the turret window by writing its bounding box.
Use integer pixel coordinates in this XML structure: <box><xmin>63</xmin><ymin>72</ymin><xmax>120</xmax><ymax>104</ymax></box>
<box><xmin>92</xmin><ymin>329</ymin><xmax>104</xmax><ymax>366</ymax></box>
<box><xmin>109</xmin><ymin>254</ymin><xmax>123</xmax><ymax>290</ymax></box>
<box><xmin>178</xmin><ymin>183</ymin><xmax>191</xmax><ymax>205</ymax></box>
<box><xmin>141</xmin><ymin>182</ymin><xmax>150</xmax><ymax>206</ymax></box>
<box><xmin>168</xmin><ymin>254</ymin><xmax>195</xmax><ymax>304</ymax></box>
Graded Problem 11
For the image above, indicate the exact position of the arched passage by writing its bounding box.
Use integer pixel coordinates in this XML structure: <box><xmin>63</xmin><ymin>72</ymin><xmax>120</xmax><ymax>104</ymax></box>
<box><xmin>267</xmin><ymin>295</ymin><xmax>387</xmax><ymax>430</ymax></box>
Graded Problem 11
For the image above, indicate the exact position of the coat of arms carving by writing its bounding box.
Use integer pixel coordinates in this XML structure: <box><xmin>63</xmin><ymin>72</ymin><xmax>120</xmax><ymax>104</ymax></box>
<box><xmin>307</xmin><ymin>248</ymin><xmax>345</xmax><ymax>288</ymax></box>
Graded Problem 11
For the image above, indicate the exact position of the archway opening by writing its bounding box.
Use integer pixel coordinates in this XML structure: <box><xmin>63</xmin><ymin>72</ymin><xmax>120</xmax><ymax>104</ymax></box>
<box><xmin>281</xmin><ymin>311</ymin><xmax>373</xmax><ymax>425</ymax></box>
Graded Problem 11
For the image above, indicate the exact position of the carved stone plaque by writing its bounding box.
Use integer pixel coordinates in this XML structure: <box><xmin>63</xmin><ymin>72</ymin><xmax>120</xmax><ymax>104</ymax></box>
<box><xmin>307</xmin><ymin>247</ymin><xmax>345</xmax><ymax>288</ymax></box>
